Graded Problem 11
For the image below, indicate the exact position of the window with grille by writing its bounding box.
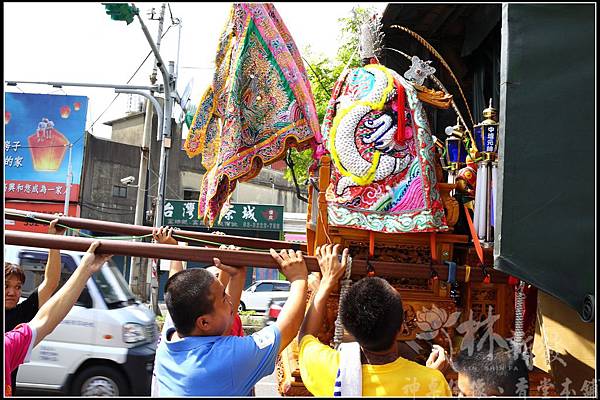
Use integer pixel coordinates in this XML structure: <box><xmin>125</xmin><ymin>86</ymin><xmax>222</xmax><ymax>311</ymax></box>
<box><xmin>112</xmin><ymin>185</ymin><xmax>127</xmax><ymax>198</ymax></box>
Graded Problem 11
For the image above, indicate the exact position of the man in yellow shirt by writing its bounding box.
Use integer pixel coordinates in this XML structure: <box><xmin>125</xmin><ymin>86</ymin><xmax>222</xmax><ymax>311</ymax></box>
<box><xmin>298</xmin><ymin>244</ymin><xmax>452</xmax><ymax>397</ymax></box>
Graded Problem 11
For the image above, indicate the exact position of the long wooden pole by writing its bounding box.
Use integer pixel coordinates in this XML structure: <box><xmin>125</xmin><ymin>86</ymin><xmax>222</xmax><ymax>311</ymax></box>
<box><xmin>5</xmin><ymin>208</ymin><xmax>306</xmax><ymax>252</ymax></box>
<box><xmin>5</xmin><ymin>231</ymin><xmax>508</xmax><ymax>283</ymax></box>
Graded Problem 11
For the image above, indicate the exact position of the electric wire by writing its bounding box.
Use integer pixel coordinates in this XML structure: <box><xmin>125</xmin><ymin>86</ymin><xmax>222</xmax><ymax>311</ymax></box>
<box><xmin>301</xmin><ymin>55</ymin><xmax>332</xmax><ymax>97</ymax></box>
<box><xmin>79</xmin><ymin>203</ymin><xmax>136</xmax><ymax>216</ymax></box>
<box><xmin>87</xmin><ymin>24</ymin><xmax>175</xmax><ymax>135</ymax></box>
<box><xmin>80</xmin><ymin>201</ymin><xmax>136</xmax><ymax>212</ymax></box>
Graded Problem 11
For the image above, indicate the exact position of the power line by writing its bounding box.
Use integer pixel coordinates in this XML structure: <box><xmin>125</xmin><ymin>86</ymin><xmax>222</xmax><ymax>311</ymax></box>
<box><xmin>80</xmin><ymin>202</ymin><xmax>136</xmax><ymax>215</ymax></box>
<box><xmin>49</xmin><ymin>87</ymin><xmax>68</xmax><ymax>95</ymax></box>
<box><xmin>87</xmin><ymin>23</ymin><xmax>175</xmax><ymax>134</ymax></box>
<box><xmin>80</xmin><ymin>200</ymin><xmax>136</xmax><ymax>211</ymax></box>
<box><xmin>80</xmin><ymin>205</ymin><xmax>135</xmax><ymax>216</ymax></box>
<box><xmin>6</xmin><ymin>144</ymin><xmax>69</xmax><ymax>149</ymax></box>
<box><xmin>301</xmin><ymin>55</ymin><xmax>332</xmax><ymax>97</ymax></box>
<box><xmin>179</xmin><ymin>66</ymin><xmax>214</xmax><ymax>70</ymax></box>
<box><xmin>128</xmin><ymin>179</ymin><xmax>159</xmax><ymax>194</ymax></box>
<box><xmin>167</xmin><ymin>3</ymin><xmax>176</xmax><ymax>24</ymax></box>
<box><xmin>71</xmin><ymin>131</ymin><xmax>86</xmax><ymax>146</ymax></box>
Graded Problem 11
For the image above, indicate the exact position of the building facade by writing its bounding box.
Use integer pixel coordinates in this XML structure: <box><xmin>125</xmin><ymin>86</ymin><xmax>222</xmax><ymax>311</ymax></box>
<box><xmin>79</xmin><ymin>108</ymin><xmax>309</xmax><ymax>299</ymax></box>
<box><xmin>81</xmin><ymin>110</ymin><xmax>308</xmax><ymax>224</ymax></box>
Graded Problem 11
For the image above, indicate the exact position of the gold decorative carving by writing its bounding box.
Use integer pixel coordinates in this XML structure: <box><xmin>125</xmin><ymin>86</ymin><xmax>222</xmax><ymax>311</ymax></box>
<box><xmin>438</xmin><ymin>183</ymin><xmax>459</xmax><ymax>228</ymax></box>
<box><xmin>389</xmin><ymin>277</ymin><xmax>432</xmax><ymax>292</ymax></box>
<box><xmin>348</xmin><ymin>243</ymin><xmax>432</xmax><ymax>265</ymax></box>
<box><xmin>414</xmin><ymin>83</ymin><xmax>453</xmax><ymax>109</ymax></box>
<box><xmin>465</xmin><ymin>282</ymin><xmax>515</xmax><ymax>338</ymax></box>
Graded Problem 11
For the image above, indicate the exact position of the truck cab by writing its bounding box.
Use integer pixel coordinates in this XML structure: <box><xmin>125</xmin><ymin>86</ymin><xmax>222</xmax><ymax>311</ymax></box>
<box><xmin>4</xmin><ymin>245</ymin><xmax>158</xmax><ymax>396</ymax></box>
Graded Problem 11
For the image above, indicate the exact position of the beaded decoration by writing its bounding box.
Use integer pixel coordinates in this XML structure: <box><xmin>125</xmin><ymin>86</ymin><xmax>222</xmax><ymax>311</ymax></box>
<box><xmin>322</xmin><ymin>64</ymin><xmax>448</xmax><ymax>233</ymax></box>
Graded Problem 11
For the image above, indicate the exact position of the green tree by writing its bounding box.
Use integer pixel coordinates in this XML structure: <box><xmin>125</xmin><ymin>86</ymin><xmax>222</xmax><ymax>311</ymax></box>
<box><xmin>284</xmin><ymin>6</ymin><xmax>376</xmax><ymax>186</ymax></box>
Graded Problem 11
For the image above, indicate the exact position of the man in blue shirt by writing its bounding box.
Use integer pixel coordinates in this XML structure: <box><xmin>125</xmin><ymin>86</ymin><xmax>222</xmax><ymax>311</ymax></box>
<box><xmin>153</xmin><ymin>247</ymin><xmax>308</xmax><ymax>396</ymax></box>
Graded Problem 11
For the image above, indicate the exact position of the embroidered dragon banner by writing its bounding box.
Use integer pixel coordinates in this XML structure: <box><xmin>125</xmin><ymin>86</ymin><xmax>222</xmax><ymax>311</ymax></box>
<box><xmin>184</xmin><ymin>3</ymin><xmax>319</xmax><ymax>226</ymax></box>
<box><xmin>322</xmin><ymin>63</ymin><xmax>448</xmax><ymax>233</ymax></box>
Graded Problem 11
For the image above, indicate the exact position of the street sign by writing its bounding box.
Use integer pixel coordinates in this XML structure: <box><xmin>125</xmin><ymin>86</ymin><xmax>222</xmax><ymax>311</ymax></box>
<box><xmin>163</xmin><ymin>200</ymin><xmax>284</xmax><ymax>231</ymax></box>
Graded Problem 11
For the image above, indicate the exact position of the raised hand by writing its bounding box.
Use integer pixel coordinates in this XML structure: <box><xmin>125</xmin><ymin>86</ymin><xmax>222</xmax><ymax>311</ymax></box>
<box><xmin>152</xmin><ymin>225</ymin><xmax>178</xmax><ymax>245</ymax></box>
<box><xmin>213</xmin><ymin>244</ymin><xmax>244</xmax><ymax>277</ymax></box>
<box><xmin>315</xmin><ymin>244</ymin><xmax>348</xmax><ymax>291</ymax></box>
<box><xmin>269</xmin><ymin>248</ymin><xmax>308</xmax><ymax>283</ymax></box>
<box><xmin>426</xmin><ymin>344</ymin><xmax>450</xmax><ymax>373</ymax></box>
<box><xmin>219</xmin><ymin>244</ymin><xmax>241</xmax><ymax>251</ymax></box>
<box><xmin>48</xmin><ymin>216</ymin><xmax>66</xmax><ymax>235</ymax></box>
<box><xmin>80</xmin><ymin>241</ymin><xmax>113</xmax><ymax>275</ymax></box>
<box><xmin>39</xmin><ymin>214</ymin><xmax>67</xmax><ymax>307</ymax></box>
<box><xmin>270</xmin><ymin>248</ymin><xmax>308</xmax><ymax>352</ymax></box>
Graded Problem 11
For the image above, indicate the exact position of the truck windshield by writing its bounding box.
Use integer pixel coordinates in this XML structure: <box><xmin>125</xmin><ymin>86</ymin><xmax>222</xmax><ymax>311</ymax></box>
<box><xmin>93</xmin><ymin>262</ymin><xmax>137</xmax><ymax>309</ymax></box>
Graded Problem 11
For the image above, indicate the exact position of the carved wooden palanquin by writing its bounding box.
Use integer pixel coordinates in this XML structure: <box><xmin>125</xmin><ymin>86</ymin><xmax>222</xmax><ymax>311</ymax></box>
<box><xmin>276</xmin><ymin>155</ymin><xmax>553</xmax><ymax>396</ymax></box>
<box><xmin>276</xmin><ymin>273</ymin><xmax>552</xmax><ymax>396</ymax></box>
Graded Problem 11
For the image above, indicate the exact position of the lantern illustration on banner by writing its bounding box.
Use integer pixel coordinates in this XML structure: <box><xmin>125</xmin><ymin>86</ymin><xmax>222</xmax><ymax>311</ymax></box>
<box><xmin>27</xmin><ymin>118</ymin><xmax>68</xmax><ymax>171</ymax></box>
<box><xmin>60</xmin><ymin>105</ymin><xmax>71</xmax><ymax>119</ymax></box>
<box><xmin>73</xmin><ymin>102</ymin><xmax>81</xmax><ymax>111</ymax></box>
<box><xmin>5</xmin><ymin>111</ymin><xmax>10</xmax><ymax>125</ymax></box>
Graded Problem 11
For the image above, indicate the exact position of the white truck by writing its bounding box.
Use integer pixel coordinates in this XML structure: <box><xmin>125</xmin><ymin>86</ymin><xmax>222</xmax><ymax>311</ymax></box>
<box><xmin>4</xmin><ymin>245</ymin><xmax>158</xmax><ymax>396</ymax></box>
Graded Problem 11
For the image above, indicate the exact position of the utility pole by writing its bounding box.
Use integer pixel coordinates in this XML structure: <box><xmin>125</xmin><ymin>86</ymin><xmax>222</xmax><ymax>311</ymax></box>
<box><xmin>63</xmin><ymin>143</ymin><xmax>73</xmax><ymax>216</ymax></box>
<box><xmin>129</xmin><ymin>3</ymin><xmax>166</xmax><ymax>301</ymax></box>
<box><xmin>148</xmin><ymin>59</ymin><xmax>175</xmax><ymax>316</ymax></box>
<box><xmin>134</xmin><ymin>5</ymin><xmax>177</xmax><ymax>316</ymax></box>
<box><xmin>154</xmin><ymin>59</ymin><xmax>174</xmax><ymax>229</ymax></box>
<box><xmin>12</xmin><ymin>3</ymin><xmax>179</xmax><ymax>313</ymax></box>
<box><xmin>10</xmin><ymin>3</ymin><xmax>181</xmax><ymax>314</ymax></box>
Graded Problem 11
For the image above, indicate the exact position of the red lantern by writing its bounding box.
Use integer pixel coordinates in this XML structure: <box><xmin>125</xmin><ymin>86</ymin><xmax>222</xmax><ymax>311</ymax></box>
<box><xmin>73</xmin><ymin>102</ymin><xmax>81</xmax><ymax>111</ymax></box>
<box><xmin>60</xmin><ymin>105</ymin><xmax>71</xmax><ymax>119</ymax></box>
<box><xmin>5</xmin><ymin>111</ymin><xmax>10</xmax><ymax>125</ymax></box>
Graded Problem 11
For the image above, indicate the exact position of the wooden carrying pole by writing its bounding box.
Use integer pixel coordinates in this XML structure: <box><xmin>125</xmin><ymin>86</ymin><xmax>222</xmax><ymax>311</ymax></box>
<box><xmin>5</xmin><ymin>208</ymin><xmax>306</xmax><ymax>252</ymax></box>
<box><xmin>5</xmin><ymin>231</ymin><xmax>508</xmax><ymax>283</ymax></box>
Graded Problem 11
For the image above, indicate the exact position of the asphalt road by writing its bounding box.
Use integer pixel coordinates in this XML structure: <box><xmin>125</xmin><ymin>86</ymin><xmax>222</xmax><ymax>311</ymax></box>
<box><xmin>16</xmin><ymin>370</ymin><xmax>281</xmax><ymax>397</ymax></box>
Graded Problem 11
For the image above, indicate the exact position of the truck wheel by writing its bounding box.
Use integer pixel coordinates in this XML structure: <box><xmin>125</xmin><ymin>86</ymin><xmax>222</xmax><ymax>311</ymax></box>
<box><xmin>71</xmin><ymin>365</ymin><xmax>129</xmax><ymax>396</ymax></box>
<box><xmin>238</xmin><ymin>302</ymin><xmax>246</xmax><ymax>312</ymax></box>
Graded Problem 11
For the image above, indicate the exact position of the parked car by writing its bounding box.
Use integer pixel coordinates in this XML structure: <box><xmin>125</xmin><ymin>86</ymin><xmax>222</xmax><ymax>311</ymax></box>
<box><xmin>264</xmin><ymin>298</ymin><xmax>286</xmax><ymax>326</ymax></box>
<box><xmin>239</xmin><ymin>280</ymin><xmax>290</xmax><ymax>312</ymax></box>
<box><xmin>4</xmin><ymin>245</ymin><xmax>158</xmax><ymax>396</ymax></box>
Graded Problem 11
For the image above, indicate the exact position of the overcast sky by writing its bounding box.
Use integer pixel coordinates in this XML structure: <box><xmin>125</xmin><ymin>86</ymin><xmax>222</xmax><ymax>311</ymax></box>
<box><xmin>4</xmin><ymin>2</ymin><xmax>387</xmax><ymax>139</ymax></box>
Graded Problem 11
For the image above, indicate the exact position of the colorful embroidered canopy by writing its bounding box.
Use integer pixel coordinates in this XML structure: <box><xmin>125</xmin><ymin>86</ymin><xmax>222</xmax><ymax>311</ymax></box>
<box><xmin>322</xmin><ymin>64</ymin><xmax>448</xmax><ymax>233</ymax></box>
<box><xmin>185</xmin><ymin>3</ymin><xmax>319</xmax><ymax>226</ymax></box>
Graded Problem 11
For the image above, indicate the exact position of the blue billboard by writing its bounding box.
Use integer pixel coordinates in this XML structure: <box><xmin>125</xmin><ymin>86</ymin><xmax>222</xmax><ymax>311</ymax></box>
<box><xmin>5</xmin><ymin>92</ymin><xmax>88</xmax><ymax>201</ymax></box>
